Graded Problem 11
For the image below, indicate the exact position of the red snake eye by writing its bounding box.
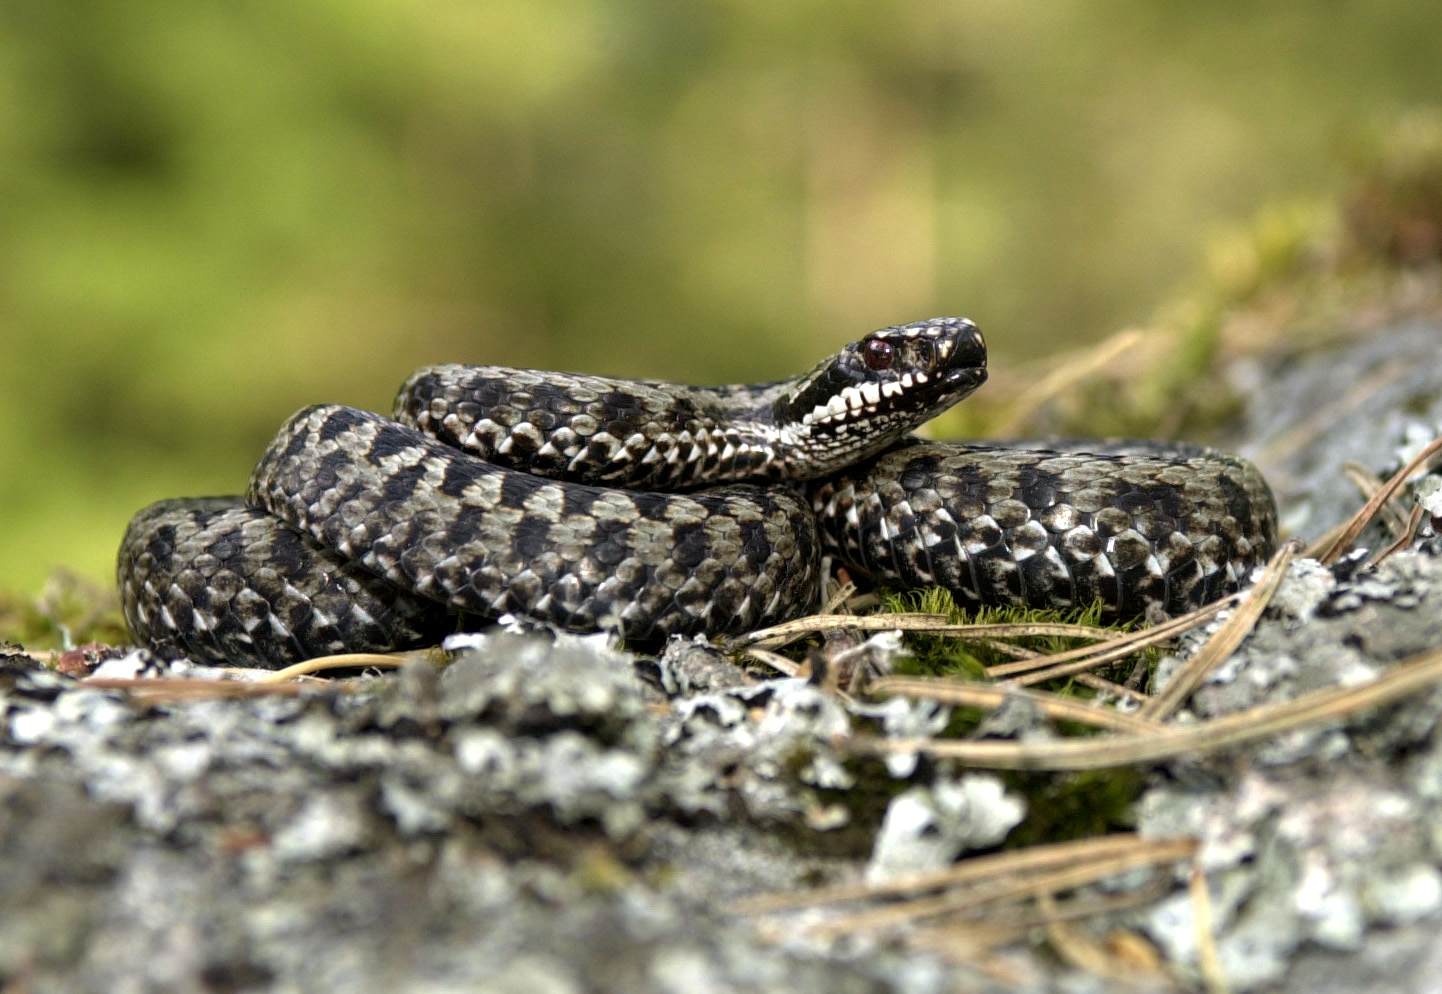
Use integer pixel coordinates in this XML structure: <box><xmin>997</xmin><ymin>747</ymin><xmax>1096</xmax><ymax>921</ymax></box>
<box><xmin>862</xmin><ymin>338</ymin><xmax>895</xmax><ymax>371</ymax></box>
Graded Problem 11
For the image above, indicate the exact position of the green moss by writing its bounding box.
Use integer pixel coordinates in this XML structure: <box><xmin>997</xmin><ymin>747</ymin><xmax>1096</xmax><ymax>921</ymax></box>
<box><xmin>864</xmin><ymin>587</ymin><xmax>1156</xmax><ymax>843</ymax></box>
<box><xmin>0</xmin><ymin>572</ymin><xmax>129</xmax><ymax>655</ymax></box>
<box><xmin>876</xmin><ymin>586</ymin><xmax>1147</xmax><ymax>687</ymax></box>
<box><xmin>1003</xmin><ymin>768</ymin><xmax>1147</xmax><ymax>847</ymax></box>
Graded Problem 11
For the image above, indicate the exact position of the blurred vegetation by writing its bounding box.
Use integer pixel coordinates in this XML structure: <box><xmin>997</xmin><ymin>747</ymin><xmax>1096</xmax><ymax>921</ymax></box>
<box><xmin>5</xmin><ymin>1</ymin><xmax>1442</xmax><ymax>596</ymax></box>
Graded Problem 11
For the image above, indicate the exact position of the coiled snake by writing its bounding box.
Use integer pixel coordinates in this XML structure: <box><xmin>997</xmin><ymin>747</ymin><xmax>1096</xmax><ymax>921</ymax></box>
<box><xmin>118</xmin><ymin>318</ymin><xmax>1277</xmax><ymax>667</ymax></box>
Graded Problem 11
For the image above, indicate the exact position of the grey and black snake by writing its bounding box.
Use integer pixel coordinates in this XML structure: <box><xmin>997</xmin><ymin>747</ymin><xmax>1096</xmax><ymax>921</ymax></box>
<box><xmin>117</xmin><ymin>317</ymin><xmax>1278</xmax><ymax>667</ymax></box>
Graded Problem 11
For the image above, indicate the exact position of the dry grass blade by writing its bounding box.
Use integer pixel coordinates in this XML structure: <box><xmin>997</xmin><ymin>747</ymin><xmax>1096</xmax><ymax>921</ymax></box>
<box><xmin>870</xmin><ymin>677</ymin><xmax>1167</xmax><ymax>734</ymax></box>
<box><xmin>989</xmin><ymin>594</ymin><xmax>1241</xmax><ymax>686</ymax></box>
<box><xmin>1366</xmin><ymin>504</ymin><xmax>1426</xmax><ymax>569</ymax></box>
<box><xmin>935</xmin><ymin>622</ymin><xmax>1119</xmax><ymax>641</ymax></box>
<box><xmin>1073</xmin><ymin>673</ymin><xmax>1150</xmax><ymax>703</ymax></box>
<box><xmin>905</xmin><ymin>922</ymin><xmax>1037</xmax><ymax>970</ymax></box>
<box><xmin>1341</xmin><ymin>462</ymin><xmax>1410</xmax><ymax>535</ymax></box>
<box><xmin>740</xmin><ymin>647</ymin><xmax>802</xmax><ymax>678</ymax></box>
<box><xmin>731</xmin><ymin>612</ymin><xmax>951</xmax><ymax>649</ymax></box>
<box><xmin>805</xmin><ymin>838</ymin><xmax>1197</xmax><ymax>939</ymax></box>
<box><xmin>254</xmin><ymin>651</ymin><xmax>425</xmax><ymax>683</ymax></box>
<box><xmin>1037</xmin><ymin>889</ymin><xmax>1172</xmax><ymax>984</ymax></box>
<box><xmin>972</xmin><ymin>639</ymin><xmax>1039</xmax><ymax>660</ymax></box>
<box><xmin>1316</xmin><ymin>434</ymin><xmax>1442</xmax><ymax>565</ymax></box>
<box><xmin>732</xmin><ymin>832</ymin><xmax>1152</xmax><ymax>915</ymax></box>
<box><xmin>908</xmin><ymin>880</ymin><xmax>1172</xmax><ymax>969</ymax></box>
<box><xmin>80</xmin><ymin>676</ymin><xmax>314</xmax><ymax>702</ymax></box>
<box><xmin>735</xmin><ymin>614</ymin><xmax>1116</xmax><ymax>654</ymax></box>
<box><xmin>1139</xmin><ymin>542</ymin><xmax>1296</xmax><ymax>722</ymax></box>
<box><xmin>1306</xmin><ymin>461</ymin><xmax>1416</xmax><ymax>559</ymax></box>
<box><xmin>858</xmin><ymin>642</ymin><xmax>1442</xmax><ymax>770</ymax></box>
<box><xmin>821</xmin><ymin>580</ymin><xmax>857</xmax><ymax>614</ymax></box>
<box><xmin>995</xmin><ymin>329</ymin><xmax>1145</xmax><ymax>436</ymax></box>
<box><xmin>1192</xmin><ymin>864</ymin><xmax>1228</xmax><ymax>994</ymax></box>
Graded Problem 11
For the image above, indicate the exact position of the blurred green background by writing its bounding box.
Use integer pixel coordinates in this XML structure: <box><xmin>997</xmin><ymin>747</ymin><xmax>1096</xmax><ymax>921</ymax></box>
<box><xmin>3</xmin><ymin>0</ymin><xmax>1441</xmax><ymax>596</ymax></box>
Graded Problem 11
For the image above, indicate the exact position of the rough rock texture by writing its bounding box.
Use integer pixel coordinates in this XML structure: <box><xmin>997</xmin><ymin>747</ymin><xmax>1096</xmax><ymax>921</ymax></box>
<box><xmin>8</xmin><ymin>322</ymin><xmax>1442</xmax><ymax>993</ymax></box>
<box><xmin>1239</xmin><ymin>320</ymin><xmax>1442</xmax><ymax>537</ymax></box>
<box><xmin>1138</xmin><ymin>550</ymin><xmax>1442</xmax><ymax>991</ymax></box>
<box><xmin>0</xmin><ymin>632</ymin><xmax>1026</xmax><ymax>994</ymax></box>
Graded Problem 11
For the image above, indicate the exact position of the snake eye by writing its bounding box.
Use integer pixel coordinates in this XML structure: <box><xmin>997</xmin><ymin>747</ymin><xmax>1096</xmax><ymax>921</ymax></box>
<box><xmin>862</xmin><ymin>338</ymin><xmax>895</xmax><ymax>371</ymax></box>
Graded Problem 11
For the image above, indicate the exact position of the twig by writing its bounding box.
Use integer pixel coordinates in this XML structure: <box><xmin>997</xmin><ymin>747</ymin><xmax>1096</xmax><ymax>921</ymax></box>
<box><xmin>1366</xmin><ymin>504</ymin><xmax>1426</xmax><ymax>569</ymax></box>
<box><xmin>254</xmin><ymin>651</ymin><xmax>425</xmax><ymax>683</ymax></box>
<box><xmin>731</xmin><ymin>613</ymin><xmax>949</xmax><ymax>649</ymax></box>
<box><xmin>933</xmin><ymin>622</ymin><xmax>1119</xmax><ymax>641</ymax></box>
<box><xmin>989</xmin><ymin>594</ymin><xmax>1242</xmax><ymax>686</ymax></box>
<box><xmin>1139</xmin><ymin>541</ymin><xmax>1296</xmax><ymax>722</ymax></box>
<box><xmin>869</xmin><ymin>677</ymin><xmax>1167</xmax><ymax>735</ymax></box>
<box><xmin>821</xmin><ymin>581</ymin><xmax>857</xmax><ymax>615</ymax></box>
<box><xmin>1192</xmin><ymin>863</ymin><xmax>1229</xmax><ymax>994</ymax></box>
<box><xmin>741</xmin><ymin>647</ymin><xmax>803</xmax><ymax>678</ymax></box>
<box><xmin>857</xmin><ymin>641</ymin><xmax>1442</xmax><ymax>770</ymax></box>
<box><xmin>732</xmin><ymin>832</ymin><xmax>1153</xmax><ymax>914</ymax></box>
<box><xmin>1316</xmin><ymin>435</ymin><xmax>1442</xmax><ymax>565</ymax></box>
<box><xmin>805</xmin><ymin>839</ymin><xmax>1197</xmax><ymax>939</ymax></box>
<box><xmin>1341</xmin><ymin>462</ymin><xmax>1410</xmax><ymax>536</ymax></box>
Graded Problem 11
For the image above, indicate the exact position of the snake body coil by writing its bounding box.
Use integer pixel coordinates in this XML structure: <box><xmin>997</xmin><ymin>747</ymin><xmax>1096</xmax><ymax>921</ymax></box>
<box><xmin>118</xmin><ymin>318</ymin><xmax>1277</xmax><ymax>666</ymax></box>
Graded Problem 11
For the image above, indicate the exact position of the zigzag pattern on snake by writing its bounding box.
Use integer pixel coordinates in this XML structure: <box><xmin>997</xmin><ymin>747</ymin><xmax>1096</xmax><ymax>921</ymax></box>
<box><xmin>117</xmin><ymin>318</ymin><xmax>1278</xmax><ymax>667</ymax></box>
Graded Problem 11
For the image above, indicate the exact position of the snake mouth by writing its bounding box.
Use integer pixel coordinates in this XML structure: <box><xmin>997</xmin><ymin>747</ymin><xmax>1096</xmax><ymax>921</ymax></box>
<box><xmin>783</xmin><ymin>316</ymin><xmax>989</xmax><ymax>436</ymax></box>
<box><xmin>943</xmin><ymin>365</ymin><xmax>987</xmax><ymax>393</ymax></box>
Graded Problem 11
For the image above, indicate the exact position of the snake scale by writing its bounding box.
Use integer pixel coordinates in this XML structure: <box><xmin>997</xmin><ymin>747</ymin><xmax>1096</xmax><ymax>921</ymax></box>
<box><xmin>118</xmin><ymin>317</ymin><xmax>1278</xmax><ymax>667</ymax></box>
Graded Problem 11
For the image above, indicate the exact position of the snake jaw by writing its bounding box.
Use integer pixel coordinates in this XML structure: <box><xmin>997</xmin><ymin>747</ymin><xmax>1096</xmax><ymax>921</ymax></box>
<box><xmin>773</xmin><ymin>316</ymin><xmax>988</xmax><ymax>475</ymax></box>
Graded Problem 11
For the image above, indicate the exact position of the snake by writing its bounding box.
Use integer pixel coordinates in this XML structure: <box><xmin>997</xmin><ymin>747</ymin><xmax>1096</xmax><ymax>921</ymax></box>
<box><xmin>117</xmin><ymin>317</ymin><xmax>1278</xmax><ymax>667</ymax></box>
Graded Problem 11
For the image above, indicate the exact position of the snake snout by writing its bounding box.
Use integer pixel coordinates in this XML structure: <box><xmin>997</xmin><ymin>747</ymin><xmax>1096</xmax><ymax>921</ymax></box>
<box><xmin>939</xmin><ymin>317</ymin><xmax>986</xmax><ymax>375</ymax></box>
<box><xmin>914</xmin><ymin>316</ymin><xmax>986</xmax><ymax>402</ymax></box>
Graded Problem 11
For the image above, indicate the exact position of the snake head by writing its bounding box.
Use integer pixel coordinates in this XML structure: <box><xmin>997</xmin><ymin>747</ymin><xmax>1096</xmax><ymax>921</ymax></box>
<box><xmin>774</xmin><ymin>316</ymin><xmax>987</xmax><ymax>474</ymax></box>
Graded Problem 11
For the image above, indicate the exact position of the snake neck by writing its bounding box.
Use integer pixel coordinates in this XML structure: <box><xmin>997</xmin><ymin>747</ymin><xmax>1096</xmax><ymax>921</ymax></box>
<box><xmin>393</xmin><ymin>316</ymin><xmax>986</xmax><ymax>490</ymax></box>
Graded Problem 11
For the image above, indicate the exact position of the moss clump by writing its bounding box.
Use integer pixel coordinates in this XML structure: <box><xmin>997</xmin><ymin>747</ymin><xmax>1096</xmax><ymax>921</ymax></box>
<box><xmin>877</xmin><ymin>586</ymin><xmax>1151</xmax><ymax>688</ymax></box>
<box><xmin>0</xmin><ymin>571</ymin><xmax>129</xmax><ymax>655</ymax></box>
<box><xmin>1003</xmin><ymin>768</ymin><xmax>1148</xmax><ymax>847</ymax></box>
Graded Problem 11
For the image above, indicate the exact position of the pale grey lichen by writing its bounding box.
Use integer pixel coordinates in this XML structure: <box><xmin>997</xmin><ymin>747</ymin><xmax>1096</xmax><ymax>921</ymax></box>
<box><xmin>1134</xmin><ymin>545</ymin><xmax>1442</xmax><ymax>991</ymax></box>
<box><xmin>867</xmin><ymin>777</ymin><xmax>1025</xmax><ymax>881</ymax></box>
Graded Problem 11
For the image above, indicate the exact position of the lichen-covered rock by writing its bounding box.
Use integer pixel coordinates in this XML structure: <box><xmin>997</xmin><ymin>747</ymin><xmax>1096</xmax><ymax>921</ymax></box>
<box><xmin>0</xmin><ymin>629</ymin><xmax>1000</xmax><ymax>993</ymax></box>
<box><xmin>1136</xmin><ymin>546</ymin><xmax>1442</xmax><ymax>990</ymax></box>
<box><xmin>867</xmin><ymin>777</ymin><xmax>1026</xmax><ymax>881</ymax></box>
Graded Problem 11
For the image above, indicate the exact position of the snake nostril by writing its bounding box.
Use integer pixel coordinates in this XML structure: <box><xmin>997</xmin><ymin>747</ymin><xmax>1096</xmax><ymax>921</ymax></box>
<box><xmin>960</xmin><ymin>323</ymin><xmax>986</xmax><ymax>366</ymax></box>
<box><xmin>916</xmin><ymin>339</ymin><xmax>938</xmax><ymax>369</ymax></box>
